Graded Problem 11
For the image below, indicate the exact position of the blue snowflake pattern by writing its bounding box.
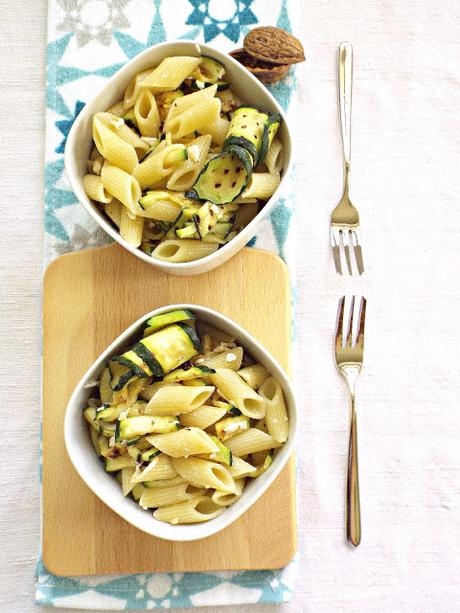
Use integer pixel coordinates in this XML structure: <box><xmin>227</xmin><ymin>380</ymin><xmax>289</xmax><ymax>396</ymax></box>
<box><xmin>55</xmin><ymin>100</ymin><xmax>85</xmax><ymax>153</ymax></box>
<box><xmin>186</xmin><ymin>0</ymin><xmax>257</xmax><ymax>43</ymax></box>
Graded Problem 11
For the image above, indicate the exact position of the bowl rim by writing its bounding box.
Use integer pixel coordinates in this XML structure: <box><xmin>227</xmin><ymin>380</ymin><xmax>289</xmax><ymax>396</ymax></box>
<box><xmin>64</xmin><ymin>303</ymin><xmax>297</xmax><ymax>541</ymax></box>
<box><xmin>64</xmin><ymin>39</ymin><xmax>293</xmax><ymax>273</ymax></box>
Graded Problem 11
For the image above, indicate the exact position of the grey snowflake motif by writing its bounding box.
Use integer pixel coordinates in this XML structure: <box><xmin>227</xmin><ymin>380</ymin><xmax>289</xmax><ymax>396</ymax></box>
<box><xmin>53</xmin><ymin>224</ymin><xmax>112</xmax><ymax>256</ymax></box>
<box><xmin>57</xmin><ymin>0</ymin><xmax>130</xmax><ymax>47</ymax></box>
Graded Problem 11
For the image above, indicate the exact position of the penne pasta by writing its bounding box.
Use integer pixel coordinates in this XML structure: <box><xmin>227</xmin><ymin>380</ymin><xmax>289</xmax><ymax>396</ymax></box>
<box><xmin>172</xmin><ymin>457</ymin><xmax>237</xmax><ymax>493</ymax></box>
<box><xmin>225</xmin><ymin>428</ymin><xmax>282</xmax><ymax>456</ymax></box>
<box><xmin>205</xmin><ymin>114</ymin><xmax>230</xmax><ymax>145</ymax></box>
<box><xmin>139</xmin><ymin>482</ymin><xmax>192</xmax><ymax>508</ymax></box>
<box><xmin>259</xmin><ymin>377</ymin><xmax>289</xmax><ymax>443</ymax></box>
<box><xmin>153</xmin><ymin>495</ymin><xmax>224</xmax><ymax>524</ymax></box>
<box><xmin>133</xmin><ymin>144</ymin><xmax>187</xmax><ymax>188</ymax></box>
<box><xmin>198</xmin><ymin>347</ymin><xmax>243</xmax><ymax>371</ymax></box>
<box><xmin>167</xmin><ymin>135</ymin><xmax>212</xmax><ymax>191</ymax></box>
<box><xmin>141</xmin><ymin>56</ymin><xmax>202</xmax><ymax>93</ymax></box>
<box><xmin>166</xmin><ymin>98</ymin><xmax>221</xmax><ymax>141</ymax></box>
<box><xmin>146</xmin><ymin>428</ymin><xmax>220</xmax><ymax>458</ymax></box>
<box><xmin>242</xmin><ymin>172</ymin><xmax>281</xmax><ymax>200</ymax></box>
<box><xmin>228</xmin><ymin>456</ymin><xmax>257</xmax><ymax>478</ymax></box>
<box><xmin>134</xmin><ymin>89</ymin><xmax>161</xmax><ymax>137</ymax></box>
<box><xmin>212</xmin><ymin>478</ymin><xmax>245</xmax><ymax>506</ymax></box>
<box><xmin>165</xmin><ymin>84</ymin><xmax>218</xmax><ymax>124</ymax></box>
<box><xmin>238</xmin><ymin>364</ymin><xmax>269</xmax><ymax>389</ymax></box>
<box><xmin>180</xmin><ymin>404</ymin><xmax>227</xmax><ymax>429</ymax></box>
<box><xmin>119</xmin><ymin>206</ymin><xmax>144</xmax><ymax>247</ymax></box>
<box><xmin>123</xmin><ymin>68</ymin><xmax>155</xmax><ymax>110</ymax></box>
<box><xmin>100</xmin><ymin>163</ymin><xmax>142</xmax><ymax>214</ymax></box>
<box><xmin>265</xmin><ymin>137</ymin><xmax>284</xmax><ymax>174</ymax></box>
<box><xmin>93</xmin><ymin>117</ymin><xmax>138</xmax><ymax>173</ymax></box>
<box><xmin>152</xmin><ymin>239</ymin><xmax>218</xmax><ymax>263</ymax></box>
<box><xmin>145</xmin><ymin>385</ymin><xmax>214</xmax><ymax>415</ymax></box>
<box><xmin>210</xmin><ymin>369</ymin><xmax>267</xmax><ymax>419</ymax></box>
<box><xmin>83</xmin><ymin>174</ymin><xmax>113</xmax><ymax>203</ymax></box>
<box><xmin>131</xmin><ymin>454</ymin><xmax>177</xmax><ymax>484</ymax></box>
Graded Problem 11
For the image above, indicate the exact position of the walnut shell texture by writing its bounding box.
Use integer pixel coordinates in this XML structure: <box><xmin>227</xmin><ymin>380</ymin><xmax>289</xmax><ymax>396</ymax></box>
<box><xmin>244</xmin><ymin>26</ymin><xmax>305</xmax><ymax>65</ymax></box>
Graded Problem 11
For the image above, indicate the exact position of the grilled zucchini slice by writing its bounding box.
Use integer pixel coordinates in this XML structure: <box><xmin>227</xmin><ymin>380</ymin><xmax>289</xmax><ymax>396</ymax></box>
<box><xmin>143</xmin><ymin>309</ymin><xmax>196</xmax><ymax>336</ymax></box>
<box><xmin>224</xmin><ymin>106</ymin><xmax>269</xmax><ymax>165</ymax></box>
<box><xmin>163</xmin><ymin>365</ymin><xmax>215</xmax><ymax>383</ymax></box>
<box><xmin>260</xmin><ymin>113</ymin><xmax>281</xmax><ymax>163</ymax></box>
<box><xmin>190</xmin><ymin>56</ymin><xmax>226</xmax><ymax>85</ymax></box>
<box><xmin>188</xmin><ymin>145</ymin><xmax>252</xmax><ymax>204</ymax></box>
<box><xmin>140</xmin><ymin>322</ymin><xmax>200</xmax><ymax>374</ymax></box>
<box><xmin>119</xmin><ymin>415</ymin><xmax>180</xmax><ymax>440</ymax></box>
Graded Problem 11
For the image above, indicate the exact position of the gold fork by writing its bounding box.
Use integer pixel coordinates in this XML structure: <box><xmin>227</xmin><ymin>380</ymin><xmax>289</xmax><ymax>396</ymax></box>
<box><xmin>335</xmin><ymin>296</ymin><xmax>367</xmax><ymax>546</ymax></box>
<box><xmin>330</xmin><ymin>42</ymin><xmax>364</xmax><ymax>275</ymax></box>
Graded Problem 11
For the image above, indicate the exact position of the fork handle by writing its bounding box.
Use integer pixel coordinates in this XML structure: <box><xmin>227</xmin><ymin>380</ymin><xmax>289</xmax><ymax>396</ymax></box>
<box><xmin>339</xmin><ymin>42</ymin><xmax>353</xmax><ymax>167</ymax></box>
<box><xmin>347</xmin><ymin>405</ymin><xmax>361</xmax><ymax>546</ymax></box>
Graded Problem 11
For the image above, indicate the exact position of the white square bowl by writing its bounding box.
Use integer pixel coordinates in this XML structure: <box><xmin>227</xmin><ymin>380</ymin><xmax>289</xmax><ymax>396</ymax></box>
<box><xmin>64</xmin><ymin>40</ymin><xmax>292</xmax><ymax>275</ymax></box>
<box><xmin>64</xmin><ymin>304</ymin><xmax>297</xmax><ymax>541</ymax></box>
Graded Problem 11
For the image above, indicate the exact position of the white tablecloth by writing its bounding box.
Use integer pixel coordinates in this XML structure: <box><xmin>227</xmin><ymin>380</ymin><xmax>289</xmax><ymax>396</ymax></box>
<box><xmin>2</xmin><ymin>0</ymin><xmax>460</xmax><ymax>611</ymax></box>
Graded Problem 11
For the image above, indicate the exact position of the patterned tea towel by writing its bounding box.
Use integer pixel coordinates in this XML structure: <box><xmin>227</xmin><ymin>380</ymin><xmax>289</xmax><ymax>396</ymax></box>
<box><xmin>38</xmin><ymin>0</ymin><xmax>299</xmax><ymax>608</ymax></box>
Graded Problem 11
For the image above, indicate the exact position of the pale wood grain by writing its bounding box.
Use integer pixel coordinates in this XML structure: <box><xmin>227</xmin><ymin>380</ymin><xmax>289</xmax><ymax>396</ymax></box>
<box><xmin>42</xmin><ymin>244</ymin><xmax>296</xmax><ymax>576</ymax></box>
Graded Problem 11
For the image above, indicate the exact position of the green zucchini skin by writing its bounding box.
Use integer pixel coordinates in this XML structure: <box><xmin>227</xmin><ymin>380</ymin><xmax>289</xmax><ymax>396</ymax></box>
<box><xmin>143</xmin><ymin>309</ymin><xmax>196</xmax><ymax>335</ymax></box>
<box><xmin>132</xmin><ymin>342</ymin><xmax>164</xmax><ymax>378</ymax></box>
<box><xmin>260</xmin><ymin>113</ymin><xmax>281</xmax><ymax>163</ymax></box>
<box><xmin>177</xmin><ymin>322</ymin><xmax>202</xmax><ymax>353</ymax></box>
<box><xmin>112</xmin><ymin>355</ymin><xmax>148</xmax><ymax>379</ymax></box>
<box><xmin>224</xmin><ymin>106</ymin><xmax>270</xmax><ymax>166</ymax></box>
<box><xmin>189</xmin><ymin>144</ymin><xmax>253</xmax><ymax>204</ymax></box>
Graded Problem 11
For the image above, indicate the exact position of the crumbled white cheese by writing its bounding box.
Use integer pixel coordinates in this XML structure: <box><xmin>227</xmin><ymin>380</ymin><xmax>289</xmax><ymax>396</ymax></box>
<box><xmin>119</xmin><ymin>410</ymin><xmax>129</xmax><ymax>420</ymax></box>
<box><xmin>210</xmin><ymin>203</ymin><xmax>220</xmax><ymax>217</ymax></box>
<box><xmin>223</xmin><ymin>422</ymin><xmax>241</xmax><ymax>434</ymax></box>
<box><xmin>195</xmin><ymin>358</ymin><xmax>205</xmax><ymax>364</ymax></box>
<box><xmin>171</xmin><ymin>517</ymin><xmax>179</xmax><ymax>525</ymax></box>
<box><xmin>195</xmin><ymin>79</ymin><xmax>205</xmax><ymax>89</ymax></box>
<box><xmin>109</xmin><ymin>436</ymin><xmax>116</xmax><ymax>447</ymax></box>
<box><xmin>226</xmin><ymin>353</ymin><xmax>237</xmax><ymax>362</ymax></box>
<box><xmin>187</xmin><ymin>144</ymin><xmax>200</xmax><ymax>162</ymax></box>
<box><xmin>112</xmin><ymin>117</ymin><xmax>124</xmax><ymax>128</ymax></box>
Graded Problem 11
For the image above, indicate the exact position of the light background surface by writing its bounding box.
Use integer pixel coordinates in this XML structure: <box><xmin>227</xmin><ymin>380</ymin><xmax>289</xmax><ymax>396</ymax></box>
<box><xmin>2</xmin><ymin>0</ymin><xmax>460</xmax><ymax>611</ymax></box>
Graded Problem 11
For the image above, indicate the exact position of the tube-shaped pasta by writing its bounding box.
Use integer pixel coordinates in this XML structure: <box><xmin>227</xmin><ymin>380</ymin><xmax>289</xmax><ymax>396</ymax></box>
<box><xmin>153</xmin><ymin>495</ymin><xmax>224</xmax><ymax>524</ymax></box>
<box><xmin>140</xmin><ymin>482</ymin><xmax>191</xmax><ymax>508</ymax></box>
<box><xmin>258</xmin><ymin>377</ymin><xmax>289</xmax><ymax>443</ymax></box>
<box><xmin>95</xmin><ymin>111</ymin><xmax>149</xmax><ymax>156</ymax></box>
<box><xmin>165</xmin><ymin>85</ymin><xmax>218</xmax><ymax>123</ymax></box>
<box><xmin>100</xmin><ymin>163</ymin><xmax>142</xmax><ymax>214</ymax></box>
<box><xmin>198</xmin><ymin>347</ymin><xmax>243</xmax><ymax>372</ymax></box>
<box><xmin>119</xmin><ymin>206</ymin><xmax>144</xmax><ymax>247</ymax></box>
<box><xmin>141</xmin><ymin>56</ymin><xmax>202</xmax><ymax>93</ymax></box>
<box><xmin>130</xmin><ymin>454</ymin><xmax>177</xmax><ymax>484</ymax></box>
<box><xmin>141</xmin><ymin>198</ymin><xmax>182</xmax><ymax>222</ymax></box>
<box><xmin>83</xmin><ymin>174</ymin><xmax>113</xmax><ymax>203</ymax></box>
<box><xmin>134</xmin><ymin>89</ymin><xmax>161</xmax><ymax>137</ymax></box>
<box><xmin>93</xmin><ymin>117</ymin><xmax>138</xmax><ymax>173</ymax></box>
<box><xmin>145</xmin><ymin>385</ymin><xmax>215</xmax><ymax>415</ymax></box>
<box><xmin>210</xmin><ymin>369</ymin><xmax>267</xmax><ymax>419</ymax></box>
<box><xmin>166</xmin><ymin>98</ymin><xmax>221</xmax><ymax>141</ymax></box>
<box><xmin>172</xmin><ymin>457</ymin><xmax>237</xmax><ymax>493</ymax></box>
<box><xmin>242</xmin><ymin>172</ymin><xmax>281</xmax><ymax>200</ymax></box>
<box><xmin>123</xmin><ymin>68</ymin><xmax>155</xmax><ymax>110</ymax></box>
<box><xmin>237</xmin><ymin>364</ymin><xmax>269</xmax><ymax>390</ymax></box>
<box><xmin>228</xmin><ymin>456</ymin><xmax>257</xmax><ymax>478</ymax></box>
<box><xmin>167</xmin><ymin>135</ymin><xmax>212</xmax><ymax>191</ymax></box>
<box><xmin>225</xmin><ymin>428</ymin><xmax>282</xmax><ymax>456</ymax></box>
<box><xmin>133</xmin><ymin>144</ymin><xmax>186</xmax><ymax>188</ymax></box>
<box><xmin>152</xmin><ymin>239</ymin><xmax>218</xmax><ymax>263</ymax></box>
<box><xmin>265</xmin><ymin>137</ymin><xmax>284</xmax><ymax>174</ymax></box>
<box><xmin>212</xmin><ymin>478</ymin><xmax>245</xmax><ymax>506</ymax></box>
<box><xmin>146</xmin><ymin>428</ymin><xmax>220</xmax><ymax>458</ymax></box>
<box><xmin>205</xmin><ymin>114</ymin><xmax>230</xmax><ymax>145</ymax></box>
<box><xmin>121</xmin><ymin>467</ymin><xmax>136</xmax><ymax>496</ymax></box>
<box><xmin>107</xmin><ymin>101</ymin><xmax>124</xmax><ymax>117</ymax></box>
<box><xmin>179</xmin><ymin>405</ymin><xmax>227</xmax><ymax>429</ymax></box>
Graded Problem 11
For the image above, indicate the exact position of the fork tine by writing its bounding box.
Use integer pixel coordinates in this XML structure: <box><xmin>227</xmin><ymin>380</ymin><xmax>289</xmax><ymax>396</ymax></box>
<box><xmin>346</xmin><ymin>295</ymin><xmax>355</xmax><ymax>346</ymax></box>
<box><xmin>331</xmin><ymin>228</ymin><xmax>342</xmax><ymax>275</ymax></box>
<box><xmin>356</xmin><ymin>296</ymin><xmax>367</xmax><ymax>349</ymax></box>
<box><xmin>335</xmin><ymin>296</ymin><xmax>345</xmax><ymax>350</ymax></box>
<box><xmin>351</xmin><ymin>231</ymin><xmax>364</xmax><ymax>275</ymax></box>
<box><xmin>343</xmin><ymin>231</ymin><xmax>353</xmax><ymax>275</ymax></box>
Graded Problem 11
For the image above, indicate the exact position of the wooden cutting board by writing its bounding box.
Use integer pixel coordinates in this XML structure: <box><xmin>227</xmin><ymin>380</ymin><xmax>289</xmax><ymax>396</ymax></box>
<box><xmin>42</xmin><ymin>243</ymin><xmax>296</xmax><ymax>576</ymax></box>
